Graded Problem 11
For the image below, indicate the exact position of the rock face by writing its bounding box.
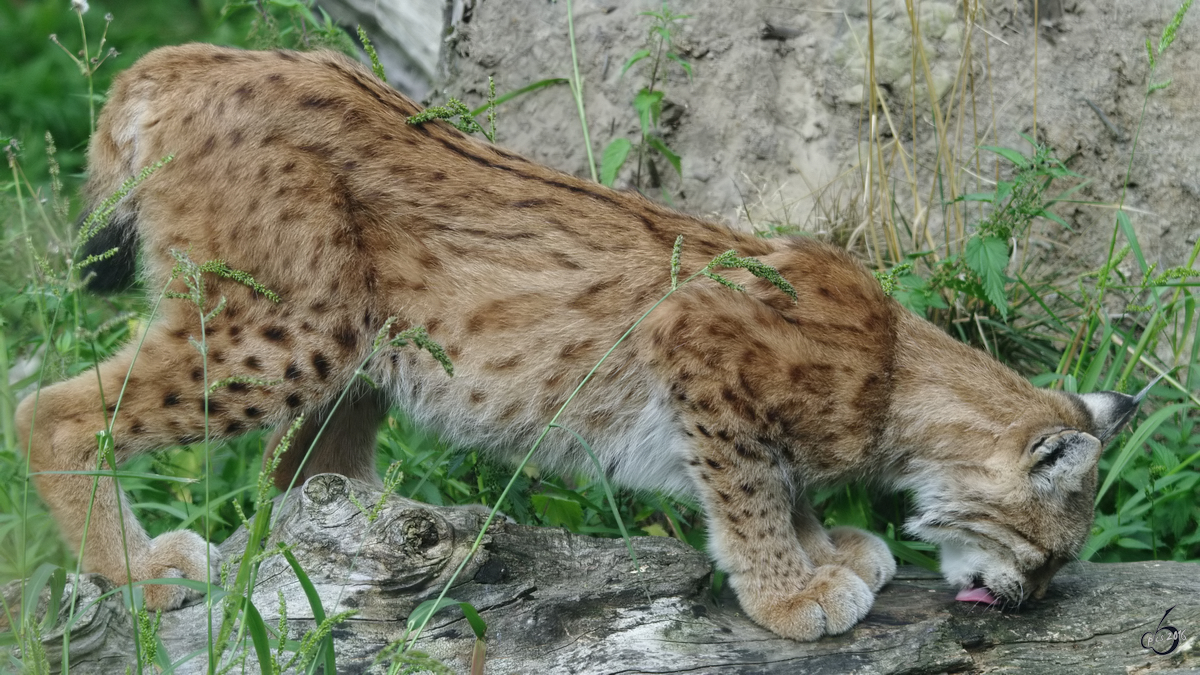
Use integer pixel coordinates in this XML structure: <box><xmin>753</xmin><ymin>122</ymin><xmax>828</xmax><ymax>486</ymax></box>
<box><xmin>319</xmin><ymin>0</ymin><xmax>454</xmax><ymax>100</ymax></box>
<box><xmin>433</xmin><ymin>0</ymin><xmax>1199</xmax><ymax>277</ymax></box>
<box><xmin>10</xmin><ymin>474</ymin><xmax>1200</xmax><ymax>674</ymax></box>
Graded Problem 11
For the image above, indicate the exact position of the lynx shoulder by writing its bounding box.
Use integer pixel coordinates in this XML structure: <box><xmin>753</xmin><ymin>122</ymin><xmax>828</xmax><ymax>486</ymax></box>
<box><xmin>15</xmin><ymin>44</ymin><xmax>1143</xmax><ymax>641</ymax></box>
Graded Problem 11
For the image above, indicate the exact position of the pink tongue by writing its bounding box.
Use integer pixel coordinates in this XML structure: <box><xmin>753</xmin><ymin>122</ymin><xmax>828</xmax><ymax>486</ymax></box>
<box><xmin>955</xmin><ymin>586</ymin><xmax>999</xmax><ymax>605</ymax></box>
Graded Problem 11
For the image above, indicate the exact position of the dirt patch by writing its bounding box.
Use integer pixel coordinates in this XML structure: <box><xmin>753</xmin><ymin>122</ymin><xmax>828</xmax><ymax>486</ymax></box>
<box><xmin>438</xmin><ymin>0</ymin><xmax>1200</xmax><ymax>278</ymax></box>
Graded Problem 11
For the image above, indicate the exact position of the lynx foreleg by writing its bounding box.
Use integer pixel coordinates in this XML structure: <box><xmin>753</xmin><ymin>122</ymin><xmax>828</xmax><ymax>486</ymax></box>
<box><xmin>791</xmin><ymin>501</ymin><xmax>896</xmax><ymax>593</ymax></box>
<box><xmin>683</xmin><ymin>433</ymin><xmax>875</xmax><ymax>641</ymax></box>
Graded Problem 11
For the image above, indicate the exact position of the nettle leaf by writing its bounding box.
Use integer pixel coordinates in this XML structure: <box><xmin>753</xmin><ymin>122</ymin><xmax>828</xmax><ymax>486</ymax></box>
<box><xmin>646</xmin><ymin>136</ymin><xmax>681</xmax><ymax>176</ymax></box>
<box><xmin>667</xmin><ymin>52</ymin><xmax>693</xmax><ymax>79</ymax></box>
<box><xmin>980</xmin><ymin>145</ymin><xmax>1030</xmax><ymax>169</ymax></box>
<box><xmin>600</xmin><ymin>138</ymin><xmax>632</xmax><ymax>186</ymax></box>
<box><xmin>633</xmin><ymin>89</ymin><xmax>664</xmax><ymax>131</ymax></box>
<box><xmin>1036</xmin><ymin>208</ymin><xmax>1073</xmax><ymax>232</ymax></box>
<box><xmin>893</xmin><ymin>272</ymin><xmax>948</xmax><ymax>316</ymax></box>
<box><xmin>965</xmin><ymin>235</ymin><xmax>1011</xmax><ymax>314</ymax></box>
<box><xmin>621</xmin><ymin>48</ymin><xmax>651</xmax><ymax>76</ymax></box>
<box><xmin>532</xmin><ymin>494</ymin><xmax>585</xmax><ymax>530</ymax></box>
<box><xmin>993</xmin><ymin>180</ymin><xmax>1014</xmax><ymax>206</ymax></box>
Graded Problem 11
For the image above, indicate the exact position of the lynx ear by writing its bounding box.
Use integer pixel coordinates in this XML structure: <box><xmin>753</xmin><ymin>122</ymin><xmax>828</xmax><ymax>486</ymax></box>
<box><xmin>1031</xmin><ymin>431</ymin><xmax>1101</xmax><ymax>492</ymax></box>
<box><xmin>1077</xmin><ymin>376</ymin><xmax>1161</xmax><ymax>444</ymax></box>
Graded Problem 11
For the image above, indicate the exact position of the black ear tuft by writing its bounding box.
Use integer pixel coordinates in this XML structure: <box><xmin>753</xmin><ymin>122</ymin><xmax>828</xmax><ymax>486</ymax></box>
<box><xmin>1076</xmin><ymin>376</ymin><xmax>1161</xmax><ymax>444</ymax></box>
<box><xmin>1077</xmin><ymin>391</ymin><xmax>1138</xmax><ymax>444</ymax></box>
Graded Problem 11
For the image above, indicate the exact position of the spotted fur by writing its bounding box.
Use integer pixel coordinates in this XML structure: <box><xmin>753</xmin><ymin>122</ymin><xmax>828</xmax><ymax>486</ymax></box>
<box><xmin>15</xmin><ymin>45</ymin><xmax>1138</xmax><ymax>639</ymax></box>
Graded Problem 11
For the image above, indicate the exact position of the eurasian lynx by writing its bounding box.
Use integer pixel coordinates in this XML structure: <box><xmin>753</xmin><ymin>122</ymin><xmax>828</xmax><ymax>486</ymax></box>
<box><xmin>16</xmin><ymin>45</ymin><xmax>1144</xmax><ymax>641</ymax></box>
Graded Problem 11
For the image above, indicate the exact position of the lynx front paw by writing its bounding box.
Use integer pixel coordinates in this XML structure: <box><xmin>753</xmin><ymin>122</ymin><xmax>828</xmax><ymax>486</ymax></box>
<box><xmin>740</xmin><ymin>565</ymin><xmax>874</xmax><ymax>641</ymax></box>
<box><xmin>133</xmin><ymin>530</ymin><xmax>222</xmax><ymax>611</ymax></box>
<box><xmin>828</xmin><ymin>527</ymin><xmax>897</xmax><ymax>592</ymax></box>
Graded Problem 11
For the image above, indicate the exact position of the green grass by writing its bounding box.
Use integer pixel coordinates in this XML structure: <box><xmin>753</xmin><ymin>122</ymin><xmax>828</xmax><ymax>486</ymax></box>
<box><xmin>1</xmin><ymin>0</ymin><xmax>1198</xmax><ymax>672</ymax></box>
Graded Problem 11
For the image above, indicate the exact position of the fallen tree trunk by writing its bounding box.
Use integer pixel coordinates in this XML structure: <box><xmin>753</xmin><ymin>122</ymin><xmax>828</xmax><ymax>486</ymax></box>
<box><xmin>9</xmin><ymin>474</ymin><xmax>1199</xmax><ymax>674</ymax></box>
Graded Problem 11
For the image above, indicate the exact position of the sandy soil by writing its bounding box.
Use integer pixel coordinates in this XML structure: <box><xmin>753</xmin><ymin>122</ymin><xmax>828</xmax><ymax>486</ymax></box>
<box><xmin>437</xmin><ymin>0</ymin><xmax>1200</xmax><ymax>282</ymax></box>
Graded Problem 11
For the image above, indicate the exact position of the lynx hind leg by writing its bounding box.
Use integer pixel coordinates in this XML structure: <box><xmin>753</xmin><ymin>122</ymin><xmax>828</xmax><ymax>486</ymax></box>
<box><xmin>793</xmin><ymin>503</ymin><xmax>896</xmax><ymax>593</ymax></box>
<box><xmin>685</xmin><ymin>436</ymin><xmax>874</xmax><ymax>640</ymax></box>
<box><xmin>266</xmin><ymin>387</ymin><xmax>389</xmax><ymax>492</ymax></box>
<box><xmin>15</xmin><ymin>307</ymin><xmax>345</xmax><ymax>610</ymax></box>
<box><xmin>15</xmin><ymin>339</ymin><xmax>223</xmax><ymax>610</ymax></box>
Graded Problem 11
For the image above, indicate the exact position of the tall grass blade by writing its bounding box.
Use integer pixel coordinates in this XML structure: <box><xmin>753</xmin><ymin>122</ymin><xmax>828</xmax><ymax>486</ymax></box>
<box><xmin>549</xmin><ymin>423</ymin><xmax>640</xmax><ymax>576</ymax></box>
<box><xmin>1095</xmin><ymin>403</ymin><xmax>1189</xmax><ymax>505</ymax></box>
<box><xmin>279</xmin><ymin>546</ymin><xmax>337</xmax><ymax>675</ymax></box>
<box><xmin>470</xmin><ymin>78</ymin><xmax>570</xmax><ymax>117</ymax></box>
<box><xmin>242</xmin><ymin>598</ymin><xmax>273</xmax><ymax>675</ymax></box>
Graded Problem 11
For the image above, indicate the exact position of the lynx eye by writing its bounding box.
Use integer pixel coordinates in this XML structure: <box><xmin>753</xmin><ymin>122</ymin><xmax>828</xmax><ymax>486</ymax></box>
<box><xmin>1028</xmin><ymin>435</ymin><xmax>1052</xmax><ymax>455</ymax></box>
<box><xmin>1037</xmin><ymin>441</ymin><xmax>1067</xmax><ymax>466</ymax></box>
<box><xmin>1031</xmin><ymin>428</ymin><xmax>1082</xmax><ymax>466</ymax></box>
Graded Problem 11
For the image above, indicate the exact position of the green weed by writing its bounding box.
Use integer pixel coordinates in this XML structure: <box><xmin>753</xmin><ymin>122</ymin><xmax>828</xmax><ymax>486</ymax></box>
<box><xmin>863</xmin><ymin>0</ymin><xmax>1199</xmax><ymax>567</ymax></box>
<box><xmin>599</xmin><ymin>3</ymin><xmax>691</xmax><ymax>195</ymax></box>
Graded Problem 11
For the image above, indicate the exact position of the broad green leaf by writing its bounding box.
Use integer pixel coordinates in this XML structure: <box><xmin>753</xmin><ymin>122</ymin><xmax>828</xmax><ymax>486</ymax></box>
<box><xmin>964</xmin><ymin>235</ymin><xmax>1011</xmax><ymax>314</ymax></box>
<box><xmin>642</xmin><ymin>523</ymin><xmax>670</xmax><ymax>537</ymax></box>
<box><xmin>242</xmin><ymin>599</ymin><xmax>273</xmax><ymax>675</ymax></box>
<box><xmin>646</xmin><ymin>136</ymin><xmax>681</xmax><ymax>176</ymax></box>
<box><xmin>280</xmin><ymin>546</ymin><xmax>337</xmax><ymax>675</ymax></box>
<box><xmin>407</xmin><ymin>597</ymin><xmax>464</xmax><ymax>628</ymax></box>
<box><xmin>621</xmin><ymin>48</ymin><xmax>651</xmax><ymax>76</ymax></box>
<box><xmin>884</xmin><ymin>537</ymin><xmax>939</xmax><ymax>571</ymax></box>
<box><xmin>667</xmin><ymin>52</ymin><xmax>693</xmax><ymax>79</ymax></box>
<box><xmin>993</xmin><ymin>180</ymin><xmax>1014</xmax><ymax>206</ymax></box>
<box><xmin>633</xmin><ymin>89</ymin><xmax>664</xmax><ymax>131</ymax></box>
<box><xmin>1116</xmin><ymin>209</ymin><xmax>1150</xmax><ymax>275</ymax></box>
<box><xmin>459</xmin><ymin>602</ymin><xmax>488</xmax><ymax>640</ymax></box>
<box><xmin>600</xmin><ymin>138</ymin><xmax>632</xmax><ymax>186</ymax></box>
<box><xmin>1115</xmin><ymin>537</ymin><xmax>1153</xmax><ymax>550</ymax></box>
<box><xmin>1081</xmin><ymin>516</ymin><xmax>1150</xmax><ymax>559</ymax></box>
<box><xmin>23</xmin><ymin>563</ymin><xmax>58</xmax><ymax>624</ymax></box>
<box><xmin>980</xmin><ymin>145</ymin><xmax>1030</xmax><ymax>169</ymax></box>
<box><xmin>43</xmin><ymin>566</ymin><xmax>65</xmax><ymax>634</ymax></box>
<box><xmin>1036</xmin><ymin>208</ymin><xmax>1073</xmax><ymax>232</ymax></box>
<box><xmin>531</xmin><ymin>494</ymin><xmax>585</xmax><ymax>530</ymax></box>
<box><xmin>132</xmin><ymin>502</ymin><xmax>191</xmax><ymax>519</ymax></box>
<box><xmin>894</xmin><ymin>272</ymin><xmax>948</xmax><ymax>315</ymax></box>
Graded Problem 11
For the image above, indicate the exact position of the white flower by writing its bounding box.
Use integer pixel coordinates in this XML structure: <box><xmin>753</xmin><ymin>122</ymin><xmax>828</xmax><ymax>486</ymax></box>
<box><xmin>71</xmin><ymin>0</ymin><xmax>89</xmax><ymax>14</ymax></box>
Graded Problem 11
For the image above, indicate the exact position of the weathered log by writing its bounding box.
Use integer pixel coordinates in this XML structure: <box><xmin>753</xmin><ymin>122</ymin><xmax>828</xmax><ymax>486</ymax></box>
<box><xmin>8</xmin><ymin>474</ymin><xmax>1199</xmax><ymax>674</ymax></box>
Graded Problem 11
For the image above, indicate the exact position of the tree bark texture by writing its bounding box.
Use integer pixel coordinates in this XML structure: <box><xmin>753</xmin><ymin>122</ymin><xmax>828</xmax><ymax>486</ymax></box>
<box><xmin>6</xmin><ymin>474</ymin><xmax>1199</xmax><ymax>674</ymax></box>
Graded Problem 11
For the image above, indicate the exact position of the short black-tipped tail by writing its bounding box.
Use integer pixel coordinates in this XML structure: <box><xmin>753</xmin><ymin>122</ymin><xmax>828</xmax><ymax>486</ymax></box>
<box><xmin>78</xmin><ymin>209</ymin><xmax>139</xmax><ymax>292</ymax></box>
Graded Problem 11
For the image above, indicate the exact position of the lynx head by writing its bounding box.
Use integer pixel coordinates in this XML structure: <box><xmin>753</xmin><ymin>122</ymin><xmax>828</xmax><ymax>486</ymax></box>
<box><xmin>905</xmin><ymin>379</ymin><xmax>1158</xmax><ymax>607</ymax></box>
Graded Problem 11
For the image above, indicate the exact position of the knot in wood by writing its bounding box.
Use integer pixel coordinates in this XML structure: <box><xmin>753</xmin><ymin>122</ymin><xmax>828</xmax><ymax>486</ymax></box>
<box><xmin>302</xmin><ymin>473</ymin><xmax>350</xmax><ymax>506</ymax></box>
<box><xmin>399</xmin><ymin>511</ymin><xmax>441</xmax><ymax>554</ymax></box>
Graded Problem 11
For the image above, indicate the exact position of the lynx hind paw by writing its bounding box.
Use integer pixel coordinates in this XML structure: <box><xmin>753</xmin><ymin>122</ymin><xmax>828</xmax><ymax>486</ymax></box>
<box><xmin>744</xmin><ymin>565</ymin><xmax>874</xmax><ymax>641</ymax></box>
<box><xmin>828</xmin><ymin>526</ymin><xmax>897</xmax><ymax>592</ymax></box>
<box><xmin>137</xmin><ymin>530</ymin><xmax>222</xmax><ymax>611</ymax></box>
